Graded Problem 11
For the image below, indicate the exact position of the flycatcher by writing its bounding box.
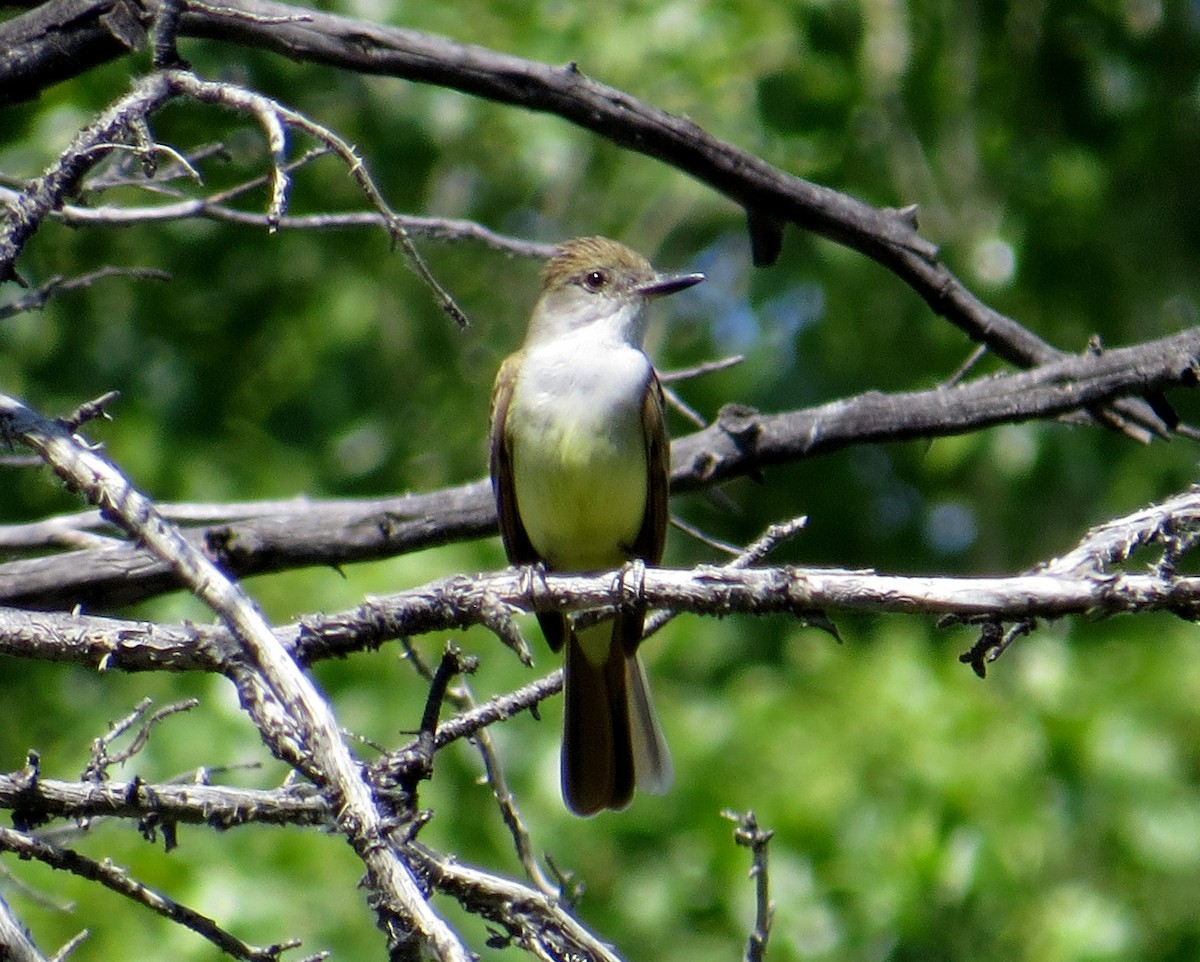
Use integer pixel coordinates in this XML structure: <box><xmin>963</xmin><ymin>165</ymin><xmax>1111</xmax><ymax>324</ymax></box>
<box><xmin>489</xmin><ymin>236</ymin><xmax>704</xmax><ymax>816</ymax></box>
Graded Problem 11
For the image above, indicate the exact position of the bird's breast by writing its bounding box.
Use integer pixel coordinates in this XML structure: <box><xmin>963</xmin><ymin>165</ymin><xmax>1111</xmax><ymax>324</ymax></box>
<box><xmin>506</xmin><ymin>338</ymin><xmax>653</xmax><ymax>570</ymax></box>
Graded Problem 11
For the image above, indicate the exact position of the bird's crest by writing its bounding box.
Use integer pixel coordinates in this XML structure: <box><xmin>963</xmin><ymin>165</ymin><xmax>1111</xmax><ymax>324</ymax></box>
<box><xmin>541</xmin><ymin>236</ymin><xmax>654</xmax><ymax>290</ymax></box>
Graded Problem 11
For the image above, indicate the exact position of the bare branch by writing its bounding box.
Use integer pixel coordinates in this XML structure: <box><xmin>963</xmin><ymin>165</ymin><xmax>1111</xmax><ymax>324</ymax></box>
<box><xmin>0</xmin><ymin>889</ymin><xmax>48</xmax><ymax>962</ymax></box>
<box><xmin>0</xmin><ymin>494</ymin><xmax>347</xmax><ymax>551</ymax></box>
<box><xmin>0</xmin><ymin>674</ymin><xmax>562</xmax><ymax>835</ymax></box>
<box><xmin>645</xmin><ymin>515</ymin><xmax>812</xmax><ymax>640</ymax></box>
<box><xmin>658</xmin><ymin>354</ymin><xmax>747</xmax><ymax>385</ymax></box>
<box><xmin>1037</xmin><ymin>485</ymin><xmax>1200</xmax><ymax>579</ymax></box>
<box><xmin>0</xmin><ymin>769</ymin><xmax>332</xmax><ymax>831</ymax></box>
<box><xmin>4</xmin><ymin>326</ymin><xmax>1198</xmax><ymax>611</ymax></box>
<box><xmin>0</xmin><ymin>267</ymin><xmax>170</xmax><ymax>320</ymax></box>
<box><xmin>428</xmin><ymin>670</ymin><xmax>563</xmax><ymax>751</ymax></box>
<box><xmin>5</xmin><ymin>10</ymin><xmax>1192</xmax><ymax>960</ymax></box>
<box><xmin>467</xmin><ymin>702</ymin><xmax>556</xmax><ymax>898</ymax></box>
<box><xmin>0</xmin><ymin>191</ymin><xmax>556</xmax><ymax>258</ymax></box>
<box><xmin>83</xmin><ymin>697</ymin><xmax>201</xmax><ymax>782</ymax></box>
<box><xmin>0</xmin><ymin>0</ymin><xmax>1176</xmax><ymax>437</ymax></box>
<box><xmin>957</xmin><ymin>619</ymin><xmax>1036</xmax><ymax>678</ymax></box>
<box><xmin>0</xmin><ymin>826</ymin><xmax>301</xmax><ymax>962</ymax></box>
<box><xmin>57</xmin><ymin>390</ymin><xmax>121</xmax><ymax>432</ymax></box>
<box><xmin>668</xmin><ymin>514</ymin><xmax>744</xmax><ymax>557</ymax></box>
<box><xmin>379</xmin><ymin>642</ymin><xmax>479</xmax><ymax>806</ymax></box>
<box><xmin>151</xmin><ymin>69</ymin><xmax>470</xmax><ymax>327</ymax></box>
<box><xmin>403</xmin><ymin>841</ymin><xmax>627</xmax><ymax>962</ymax></box>
<box><xmin>8</xmin><ymin>486</ymin><xmax>1200</xmax><ymax>685</ymax></box>
<box><xmin>668</xmin><ymin>326</ymin><xmax>1200</xmax><ymax>492</ymax></box>
<box><xmin>46</xmin><ymin>928</ymin><xmax>90</xmax><ymax>962</ymax></box>
<box><xmin>0</xmin><ymin>480</ymin><xmax>496</xmax><ymax>609</ymax></box>
<box><xmin>396</xmin><ymin>640</ymin><xmax>557</xmax><ymax>897</ymax></box>
<box><xmin>0</xmin><ymin>67</ymin><xmax>472</xmax><ymax>328</ymax></box>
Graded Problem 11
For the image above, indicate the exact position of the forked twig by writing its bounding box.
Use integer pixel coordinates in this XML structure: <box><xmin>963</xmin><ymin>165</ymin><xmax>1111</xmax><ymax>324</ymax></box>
<box><xmin>83</xmin><ymin>697</ymin><xmax>200</xmax><ymax>782</ymax></box>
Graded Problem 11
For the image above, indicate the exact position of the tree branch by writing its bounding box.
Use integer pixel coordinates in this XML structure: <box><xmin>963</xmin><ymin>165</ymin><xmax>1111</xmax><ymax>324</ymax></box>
<box><xmin>0</xmin><ymin>67</ymin><xmax>472</xmax><ymax>325</ymax></box>
<box><xmin>0</xmin><ymin>672</ymin><xmax>565</xmax><ymax>834</ymax></box>
<box><xmin>2</xmin><ymin>326</ymin><xmax>1197</xmax><ymax>610</ymax></box>
<box><xmin>0</xmin><ymin>0</ymin><xmax>1176</xmax><ymax>435</ymax></box>
<box><xmin>0</xmin><ymin>266</ymin><xmax>171</xmax><ymax>320</ymax></box>
<box><xmin>0</xmin><ymin>184</ymin><xmax>558</xmax><ymax>258</ymax></box>
<box><xmin>6</xmin><ymin>483</ymin><xmax>1200</xmax><ymax>685</ymax></box>
<box><xmin>0</xmin><ymin>889</ymin><xmax>48</xmax><ymax>962</ymax></box>
<box><xmin>403</xmin><ymin>841</ymin><xmax>627</xmax><ymax>962</ymax></box>
<box><xmin>723</xmin><ymin>810</ymin><xmax>776</xmax><ymax>962</ymax></box>
<box><xmin>0</xmin><ymin>769</ymin><xmax>332</xmax><ymax>831</ymax></box>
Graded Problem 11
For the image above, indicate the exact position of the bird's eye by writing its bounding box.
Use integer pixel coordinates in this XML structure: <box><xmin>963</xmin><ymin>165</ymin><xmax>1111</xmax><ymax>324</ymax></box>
<box><xmin>582</xmin><ymin>269</ymin><xmax>607</xmax><ymax>291</ymax></box>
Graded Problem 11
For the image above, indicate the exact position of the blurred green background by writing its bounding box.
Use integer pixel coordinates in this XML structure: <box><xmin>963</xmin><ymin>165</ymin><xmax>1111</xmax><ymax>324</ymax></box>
<box><xmin>3</xmin><ymin>0</ymin><xmax>1200</xmax><ymax>960</ymax></box>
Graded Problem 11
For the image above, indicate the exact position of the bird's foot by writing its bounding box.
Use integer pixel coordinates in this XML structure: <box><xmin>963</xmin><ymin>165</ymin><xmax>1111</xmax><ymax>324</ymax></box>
<box><xmin>616</xmin><ymin>558</ymin><xmax>648</xmax><ymax>612</ymax></box>
<box><xmin>519</xmin><ymin>560</ymin><xmax>550</xmax><ymax>602</ymax></box>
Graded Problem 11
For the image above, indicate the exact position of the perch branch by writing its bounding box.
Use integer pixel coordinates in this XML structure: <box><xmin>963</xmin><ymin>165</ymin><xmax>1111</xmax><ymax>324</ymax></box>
<box><xmin>7</xmin><ymin>484</ymin><xmax>1200</xmax><ymax>681</ymax></box>
<box><xmin>2</xmin><ymin>324</ymin><xmax>1198</xmax><ymax>611</ymax></box>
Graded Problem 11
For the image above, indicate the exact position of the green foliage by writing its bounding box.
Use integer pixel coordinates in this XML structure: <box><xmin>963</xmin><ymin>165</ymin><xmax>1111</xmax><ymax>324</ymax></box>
<box><xmin>3</xmin><ymin>0</ymin><xmax>1200</xmax><ymax>960</ymax></box>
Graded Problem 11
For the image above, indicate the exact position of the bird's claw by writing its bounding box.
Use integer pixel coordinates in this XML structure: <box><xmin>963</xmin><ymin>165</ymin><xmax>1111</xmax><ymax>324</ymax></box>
<box><xmin>617</xmin><ymin>558</ymin><xmax>648</xmax><ymax>612</ymax></box>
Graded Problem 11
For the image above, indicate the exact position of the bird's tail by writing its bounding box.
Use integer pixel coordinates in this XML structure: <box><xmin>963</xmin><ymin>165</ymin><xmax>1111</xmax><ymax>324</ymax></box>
<box><xmin>562</xmin><ymin>622</ymin><xmax>673</xmax><ymax>816</ymax></box>
<box><xmin>627</xmin><ymin>645</ymin><xmax>673</xmax><ymax>795</ymax></box>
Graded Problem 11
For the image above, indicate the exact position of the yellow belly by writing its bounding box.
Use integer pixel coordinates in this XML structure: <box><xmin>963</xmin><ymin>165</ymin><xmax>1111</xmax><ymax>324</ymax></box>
<box><xmin>512</xmin><ymin>417</ymin><xmax>647</xmax><ymax>571</ymax></box>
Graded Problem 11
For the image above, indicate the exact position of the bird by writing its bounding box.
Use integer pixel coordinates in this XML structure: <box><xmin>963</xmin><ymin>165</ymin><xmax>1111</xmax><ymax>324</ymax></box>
<box><xmin>489</xmin><ymin>236</ymin><xmax>704</xmax><ymax>815</ymax></box>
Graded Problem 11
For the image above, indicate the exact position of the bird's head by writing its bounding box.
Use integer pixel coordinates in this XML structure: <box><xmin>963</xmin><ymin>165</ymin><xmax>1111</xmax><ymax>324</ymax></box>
<box><xmin>526</xmin><ymin>236</ymin><xmax>704</xmax><ymax>347</ymax></box>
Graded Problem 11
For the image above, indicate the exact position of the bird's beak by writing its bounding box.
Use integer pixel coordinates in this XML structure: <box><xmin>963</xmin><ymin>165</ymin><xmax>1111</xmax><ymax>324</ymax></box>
<box><xmin>637</xmin><ymin>271</ymin><xmax>705</xmax><ymax>299</ymax></box>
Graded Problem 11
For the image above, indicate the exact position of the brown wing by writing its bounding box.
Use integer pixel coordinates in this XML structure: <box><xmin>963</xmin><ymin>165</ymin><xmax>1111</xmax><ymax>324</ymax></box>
<box><xmin>489</xmin><ymin>355</ymin><xmax>537</xmax><ymax>565</ymax></box>
<box><xmin>616</xmin><ymin>371</ymin><xmax>670</xmax><ymax>657</ymax></box>
<box><xmin>489</xmin><ymin>353</ymin><xmax>568</xmax><ymax>652</ymax></box>
<box><xmin>634</xmin><ymin>371</ymin><xmax>670</xmax><ymax>565</ymax></box>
